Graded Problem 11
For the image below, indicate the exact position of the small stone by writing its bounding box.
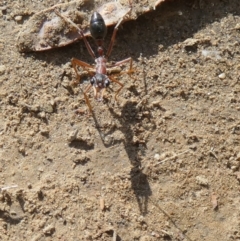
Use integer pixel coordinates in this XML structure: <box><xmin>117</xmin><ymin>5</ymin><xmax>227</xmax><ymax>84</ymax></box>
<box><xmin>0</xmin><ymin>65</ymin><xmax>6</xmax><ymax>75</ymax></box>
<box><xmin>138</xmin><ymin>215</ymin><xmax>144</xmax><ymax>222</ymax></box>
<box><xmin>140</xmin><ymin>235</ymin><xmax>153</xmax><ymax>241</ymax></box>
<box><xmin>236</xmin><ymin>152</ymin><xmax>240</xmax><ymax>161</ymax></box>
<box><xmin>151</xmin><ymin>231</ymin><xmax>160</xmax><ymax>238</ymax></box>
<box><xmin>73</xmin><ymin>155</ymin><xmax>90</xmax><ymax>164</ymax></box>
<box><xmin>28</xmin><ymin>130</ymin><xmax>35</xmax><ymax>136</ymax></box>
<box><xmin>41</xmin><ymin>103</ymin><xmax>54</xmax><ymax>113</ymax></box>
<box><xmin>234</xmin><ymin>23</ymin><xmax>240</xmax><ymax>30</ymax></box>
<box><xmin>31</xmin><ymin>234</ymin><xmax>42</xmax><ymax>241</ymax></box>
<box><xmin>154</xmin><ymin>153</ymin><xmax>160</xmax><ymax>160</ymax></box>
<box><xmin>38</xmin><ymin>111</ymin><xmax>46</xmax><ymax>118</ymax></box>
<box><xmin>19</xmin><ymin>146</ymin><xmax>25</xmax><ymax>155</ymax></box>
<box><xmin>22</xmin><ymin>103</ymin><xmax>39</xmax><ymax>112</ymax></box>
<box><xmin>0</xmin><ymin>6</ymin><xmax>7</xmax><ymax>11</ymax></box>
<box><xmin>163</xmin><ymin>111</ymin><xmax>174</xmax><ymax>119</ymax></box>
<box><xmin>231</xmin><ymin>166</ymin><xmax>238</xmax><ymax>171</ymax></box>
<box><xmin>43</xmin><ymin>224</ymin><xmax>55</xmax><ymax>235</ymax></box>
<box><xmin>40</xmin><ymin>127</ymin><xmax>49</xmax><ymax>135</ymax></box>
<box><xmin>196</xmin><ymin>175</ymin><xmax>209</xmax><ymax>186</ymax></box>
<box><xmin>235</xmin><ymin>172</ymin><xmax>240</xmax><ymax>181</ymax></box>
<box><xmin>14</xmin><ymin>15</ymin><xmax>22</xmax><ymax>22</ymax></box>
<box><xmin>151</xmin><ymin>100</ymin><xmax>161</xmax><ymax>108</ymax></box>
<box><xmin>67</xmin><ymin>130</ymin><xmax>78</xmax><ymax>142</ymax></box>
<box><xmin>100</xmin><ymin>197</ymin><xmax>105</xmax><ymax>211</ymax></box>
<box><xmin>183</xmin><ymin>38</ymin><xmax>198</xmax><ymax>47</ymax></box>
<box><xmin>218</xmin><ymin>73</ymin><xmax>226</xmax><ymax>79</ymax></box>
<box><xmin>61</xmin><ymin>77</ymin><xmax>70</xmax><ymax>88</ymax></box>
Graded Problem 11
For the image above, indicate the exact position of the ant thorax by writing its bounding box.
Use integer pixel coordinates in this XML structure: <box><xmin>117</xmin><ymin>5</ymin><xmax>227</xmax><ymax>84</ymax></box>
<box><xmin>95</xmin><ymin>57</ymin><xmax>107</xmax><ymax>75</ymax></box>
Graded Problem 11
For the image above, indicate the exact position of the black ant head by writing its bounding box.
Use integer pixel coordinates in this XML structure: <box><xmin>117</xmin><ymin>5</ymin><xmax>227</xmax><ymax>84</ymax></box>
<box><xmin>90</xmin><ymin>12</ymin><xmax>107</xmax><ymax>40</ymax></box>
<box><xmin>90</xmin><ymin>73</ymin><xmax>110</xmax><ymax>88</ymax></box>
<box><xmin>90</xmin><ymin>73</ymin><xmax>110</xmax><ymax>101</ymax></box>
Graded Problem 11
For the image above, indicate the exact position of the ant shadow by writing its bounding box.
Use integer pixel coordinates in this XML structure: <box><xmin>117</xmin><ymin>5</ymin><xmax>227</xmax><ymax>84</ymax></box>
<box><xmin>91</xmin><ymin>95</ymin><xmax>154</xmax><ymax>215</ymax></box>
<box><xmin>115</xmin><ymin>101</ymin><xmax>154</xmax><ymax>215</ymax></box>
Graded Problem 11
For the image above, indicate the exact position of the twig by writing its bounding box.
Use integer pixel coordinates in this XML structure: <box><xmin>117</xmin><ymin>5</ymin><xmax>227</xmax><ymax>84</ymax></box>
<box><xmin>209</xmin><ymin>147</ymin><xmax>218</xmax><ymax>160</ymax></box>
<box><xmin>160</xmin><ymin>229</ymin><xmax>173</xmax><ymax>237</ymax></box>
<box><xmin>0</xmin><ymin>185</ymin><xmax>18</xmax><ymax>192</ymax></box>
<box><xmin>181</xmin><ymin>170</ymin><xmax>191</xmax><ymax>186</ymax></box>
<box><xmin>113</xmin><ymin>230</ymin><xmax>117</xmax><ymax>241</ymax></box>
<box><xmin>157</xmin><ymin>150</ymin><xmax>190</xmax><ymax>165</ymax></box>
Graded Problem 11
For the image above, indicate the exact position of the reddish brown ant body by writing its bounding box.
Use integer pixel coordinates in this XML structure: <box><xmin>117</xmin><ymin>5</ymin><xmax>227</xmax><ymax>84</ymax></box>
<box><xmin>55</xmin><ymin>10</ymin><xmax>133</xmax><ymax>112</ymax></box>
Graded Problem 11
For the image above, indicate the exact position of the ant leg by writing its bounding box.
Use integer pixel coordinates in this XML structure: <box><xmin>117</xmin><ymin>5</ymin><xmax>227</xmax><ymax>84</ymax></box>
<box><xmin>71</xmin><ymin>59</ymin><xmax>93</xmax><ymax>112</ymax></box>
<box><xmin>106</xmin><ymin>17</ymin><xmax>124</xmax><ymax>58</ymax></box>
<box><xmin>106</xmin><ymin>0</ymin><xmax>133</xmax><ymax>58</ymax></box>
<box><xmin>55</xmin><ymin>10</ymin><xmax>96</xmax><ymax>59</ymax></box>
<box><xmin>108</xmin><ymin>76</ymin><xmax>124</xmax><ymax>101</ymax></box>
<box><xmin>71</xmin><ymin>58</ymin><xmax>94</xmax><ymax>84</ymax></box>
<box><xmin>114</xmin><ymin>57</ymin><xmax>134</xmax><ymax>75</ymax></box>
<box><xmin>80</xmin><ymin>84</ymin><xmax>93</xmax><ymax>113</ymax></box>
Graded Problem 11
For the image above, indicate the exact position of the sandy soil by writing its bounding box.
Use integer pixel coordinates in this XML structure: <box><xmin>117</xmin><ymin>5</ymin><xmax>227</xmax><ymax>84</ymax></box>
<box><xmin>0</xmin><ymin>0</ymin><xmax>240</xmax><ymax>240</ymax></box>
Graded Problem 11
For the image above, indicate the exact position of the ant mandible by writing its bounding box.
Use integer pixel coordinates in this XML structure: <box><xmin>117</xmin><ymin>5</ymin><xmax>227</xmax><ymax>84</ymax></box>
<box><xmin>55</xmin><ymin>10</ymin><xmax>134</xmax><ymax>113</ymax></box>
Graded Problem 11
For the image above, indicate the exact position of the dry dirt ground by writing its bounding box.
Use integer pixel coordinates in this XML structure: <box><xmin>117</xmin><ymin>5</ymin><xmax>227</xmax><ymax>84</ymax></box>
<box><xmin>0</xmin><ymin>0</ymin><xmax>240</xmax><ymax>240</ymax></box>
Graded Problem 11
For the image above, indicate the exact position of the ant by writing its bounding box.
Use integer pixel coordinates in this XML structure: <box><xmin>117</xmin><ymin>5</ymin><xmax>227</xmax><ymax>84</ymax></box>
<box><xmin>55</xmin><ymin>10</ymin><xmax>134</xmax><ymax>113</ymax></box>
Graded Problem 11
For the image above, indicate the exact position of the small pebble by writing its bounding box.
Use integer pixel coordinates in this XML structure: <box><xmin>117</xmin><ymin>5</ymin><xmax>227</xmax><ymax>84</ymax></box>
<box><xmin>0</xmin><ymin>65</ymin><xmax>6</xmax><ymax>75</ymax></box>
<box><xmin>218</xmin><ymin>73</ymin><xmax>226</xmax><ymax>79</ymax></box>
<box><xmin>234</xmin><ymin>23</ymin><xmax>240</xmax><ymax>30</ymax></box>
<box><xmin>0</xmin><ymin>6</ymin><xmax>7</xmax><ymax>11</ymax></box>
<box><xmin>40</xmin><ymin>127</ymin><xmax>49</xmax><ymax>135</ymax></box>
<box><xmin>236</xmin><ymin>152</ymin><xmax>240</xmax><ymax>161</ymax></box>
<box><xmin>43</xmin><ymin>224</ymin><xmax>55</xmax><ymax>235</ymax></box>
<box><xmin>38</xmin><ymin>111</ymin><xmax>46</xmax><ymax>118</ymax></box>
<box><xmin>154</xmin><ymin>153</ymin><xmax>160</xmax><ymax>160</ymax></box>
<box><xmin>196</xmin><ymin>175</ymin><xmax>209</xmax><ymax>186</ymax></box>
<box><xmin>40</xmin><ymin>103</ymin><xmax>54</xmax><ymax>113</ymax></box>
<box><xmin>67</xmin><ymin>130</ymin><xmax>78</xmax><ymax>142</ymax></box>
<box><xmin>140</xmin><ymin>235</ymin><xmax>153</xmax><ymax>241</ymax></box>
<box><xmin>19</xmin><ymin>146</ymin><xmax>25</xmax><ymax>154</ymax></box>
<box><xmin>100</xmin><ymin>197</ymin><xmax>105</xmax><ymax>211</ymax></box>
<box><xmin>183</xmin><ymin>38</ymin><xmax>198</xmax><ymax>47</ymax></box>
<box><xmin>15</xmin><ymin>15</ymin><xmax>22</xmax><ymax>22</ymax></box>
<box><xmin>231</xmin><ymin>166</ymin><xmax>238</xmax><ymax>171</ymax></box>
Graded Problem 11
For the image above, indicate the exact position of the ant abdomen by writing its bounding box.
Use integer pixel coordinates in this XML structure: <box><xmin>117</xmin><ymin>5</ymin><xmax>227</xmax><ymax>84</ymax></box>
<box><xmin>90</xmin><ymin>12</ymin><xmax>107</xmax><ymax>40</ymax></box>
